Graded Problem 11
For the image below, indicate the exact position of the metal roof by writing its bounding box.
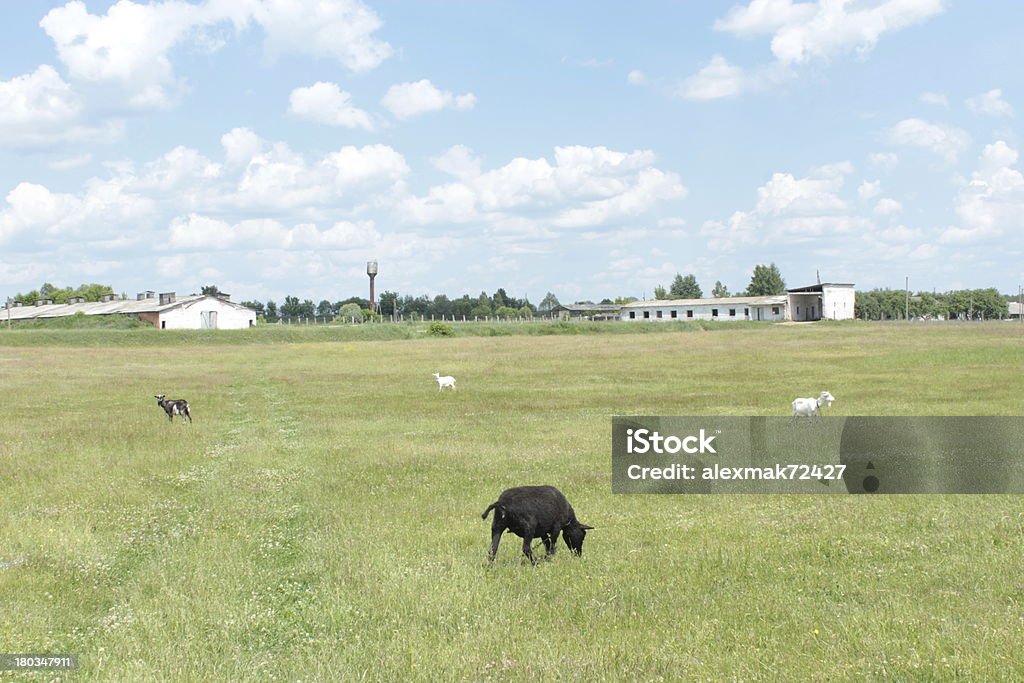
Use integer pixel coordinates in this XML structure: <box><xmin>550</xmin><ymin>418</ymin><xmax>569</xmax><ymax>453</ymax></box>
<box><xmin>621</xmin><ymin>295</ymin><xmax>787</xmax><ymax>308</ymax></box>
<box><xmin>786</xmin><ymin>283</ymin><xmax>855</xmax><ymax>293</ymax></box>
<box><xmin>1</xmin><ymin>295</ymin><xmax>251</xmax><ymax>321</ymax></box>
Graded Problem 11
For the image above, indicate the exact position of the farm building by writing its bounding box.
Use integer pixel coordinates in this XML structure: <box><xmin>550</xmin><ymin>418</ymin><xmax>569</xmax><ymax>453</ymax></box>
<box><xmin>620</xmin><ymin>283</ymin><xmax>855</xmax><ymax>322</ymax></box>
<box><xmin>2</xmin><ymin>291</ymin><xmax>256</xmax><ymax>329</ymax></box>
<box><xmin>550</xmin><ymin>303</ymin><xmax>623</xmax><ymax>320</ymax></box>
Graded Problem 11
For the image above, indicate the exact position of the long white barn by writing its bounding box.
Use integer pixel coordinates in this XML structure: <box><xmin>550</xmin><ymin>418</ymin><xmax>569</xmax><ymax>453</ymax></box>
<box><xmin>3</xmin><ymin>291</ymin><xmax>256</xmax><ymax>329</ymax></box>
<box><xmin>620</xmin><ymin>283</ymin><xmax>855</xmax><ymax>322</ymax></box>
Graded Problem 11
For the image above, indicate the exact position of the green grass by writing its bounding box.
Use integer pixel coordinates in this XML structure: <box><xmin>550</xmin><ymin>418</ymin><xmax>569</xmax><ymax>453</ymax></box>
<box><xmin>1</xmin><ymin>323</ymin><xmax>1022</xmax><ymax>680</ymax></box>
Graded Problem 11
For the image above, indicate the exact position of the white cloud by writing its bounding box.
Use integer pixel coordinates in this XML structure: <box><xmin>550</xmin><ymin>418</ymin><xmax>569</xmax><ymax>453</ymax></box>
<box><xmin>39</xmin><ymin>0</ymin><xmax>391</xmax><ymax>109</ymax></box>
<box><xmin>682</xmin><ymin>1</ymin><xmax>944</xmax><ymax>102</ymax></box>
<box><xmin>221</xmin><ymin>127</ymin><xmax>264</xmax><ymax>167</ymax></box>
<box><xmin>400</xmin><ymin>145</ymin><xmax>685</xmax><ymax>233</ymax></box>
<box><xmin>288</xmin><ymin>82</ymin><xmax>374</xmax><ymax>130</ymax></box>
<box><xmin>858</xmin><ymin>180</ymin><xmax>881</xmax><ymax>201</ymax></box>
<box><xmin>433</xmin><ymin>145</ymin><xmax>482</xmax><ymax>180</ymax></box>
<box><xmin>714</xmin><ymin>0</ymin><xmax>946</xmax><ymax>65</ymax></box>
<box><xmin>886</xmin><ymin>118</ymin><xmax>970</xmax><ymax>163</ymax></box>
<box><xmin>868</xmin><ymin>152</ymin><xmax>899</xmax><ymax>170</ymax></box>
<box><xmin>250</xmin><ymin>0</ymin><xmax>393</xmax><ymax>72</ymax></box>
<box><xmin>941</xmin><ymin>140</ymin><xmax>1024</xmax><ymax>244</ymax></box>
<box><xmin>919</xmin><ymin>91</ymin><xmax>948</xmax><ymax>107</ymax></box>
<box><xmin>966</xmin><ymin>88</ymin><xmax>1013</xmax><ymax>118</ymax></box>
<box><xmin>627</xmin><ymin>70</ymin><xmax>647</xmax><ymax>86</ymax></box>
<box><xmin>0</xmin><ymin>65</ymin><xmax>122</xmax><ymax>147</ymax></box>
<box><xmin>873</xmin><ymin>197</ymin><xmax>903</xmax><ymax>216</ymax></box>
<box><xmin>168</xmin><ymin>213</ymin><xmax>380</xmax><ymax>251</ymax></box>
<box><xmin>0</xmin><ymin>178</ymin><xmax>153</xmax><ymax>245</ymax></box>
<box><xmin>679</xmin><ymin>55</ymin><xmax>745</xmax><ymax>101</ymax></box>
<box><xmin>381</xmin><ymin>80</ymin><xmax>477</xmax><ymax>119</ymax></box>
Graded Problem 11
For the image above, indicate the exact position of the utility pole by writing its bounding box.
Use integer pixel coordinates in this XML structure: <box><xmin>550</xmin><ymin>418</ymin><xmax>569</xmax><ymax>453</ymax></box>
<box><xmin>5</xmin><ymin>297</ymin><xmax>10</xmax><ymax>330</ymax></box>
<box><xmin>905</xmin><ymin>276</ymin><xmax>909</xmax><ymax>321</ymax></box>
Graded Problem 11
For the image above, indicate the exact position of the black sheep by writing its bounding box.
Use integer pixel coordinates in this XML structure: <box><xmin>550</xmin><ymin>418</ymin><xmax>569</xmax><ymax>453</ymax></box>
<box><xmin>481</xmin><ymin>486</ymin><xmax>592</xmax><ymax>564</ymax></box>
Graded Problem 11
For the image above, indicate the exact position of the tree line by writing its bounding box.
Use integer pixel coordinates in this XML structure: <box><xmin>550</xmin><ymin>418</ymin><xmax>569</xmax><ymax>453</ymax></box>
<box><xmin>855</xmin><ymin>288</ymin><xmax>1011</xmax><ymax>320</ymax></box>
<box><xmin>10</xmin><ymin>282</ymin><xmax>115</xmax><ymax>305</ymax></box>
<box><xmin>653</xmin><ymin>263</ymin><xmax>787</xmax><ymax>299</ymax></box>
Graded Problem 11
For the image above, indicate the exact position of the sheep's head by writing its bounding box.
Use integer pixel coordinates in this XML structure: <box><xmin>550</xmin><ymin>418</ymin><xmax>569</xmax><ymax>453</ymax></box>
<box><xmin>154</xmin><ymin>394</ymin><xmax>165</xmax><ymax>402</ymax></box>
<box><xmin>563</xmin><ymin>520</ymin><xmax>594</xmax><ymax>556</ymax></box>
<box><xmin>432</xmin><ymin>373</ymin><xmax>440</xmax><ymax>379</ymax></box>
<box><xmin>820</xmin><ymin>391</ymin><xmax>835</xmax><ymax>407</ymax></box>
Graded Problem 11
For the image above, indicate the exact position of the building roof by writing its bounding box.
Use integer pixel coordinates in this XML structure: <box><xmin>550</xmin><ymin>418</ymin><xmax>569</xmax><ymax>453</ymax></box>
<box><xmin>1</xmin><ymin>294</ymin><xmax>252</xmax><ymax>321</ymax></box>
<box><xmin>621</xmin><ymin>295</ymin><xmax>787</xmax><ymax>308</ymax></box>
<box><xmin>552</xmin><ymin>303</ymin><xmax>623</xmax><ymax>313</ymax></box>
<box><xmin>786</xmin><ymin>283</ymin><xmax>855</xmax><ymax>293</ymax></box>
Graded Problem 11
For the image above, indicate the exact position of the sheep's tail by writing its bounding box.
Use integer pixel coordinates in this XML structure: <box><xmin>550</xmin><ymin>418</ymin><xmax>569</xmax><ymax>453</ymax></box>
<box><xmin>481</xmin><ymin>502</ymin><xmax>498</xmax><ymax>520</ymax></box>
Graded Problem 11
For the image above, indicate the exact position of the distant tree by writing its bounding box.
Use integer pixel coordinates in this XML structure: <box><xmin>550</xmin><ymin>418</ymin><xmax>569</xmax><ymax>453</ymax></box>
<box><xmin>316</xmin><ymin>299</ymin><xmax>335</xmax><ymax>319</ymax></box>
<box><xmin>241</xmin><ymin>300</ymin><xmax>265</xmax><ymax>317</ymax></box>
<box><xmin>615</xmin><ymin>296</ymin><xmax>638</xmax><ymax>304</ymax></box>
<box><xmin>201</xmin><ymin>284</ymin><xmax>222</xmax><ymax>296</ymax></box>
<box><xmin>452</xmin><ymin>295</ymin><xmax>474</xmax><ymax>319</ymax></box>
<box><xmin>265</xmin><ymin>300</ymin><xmax>279</xmax><ymax>322</ymax></box>
<box><xmin>745</xmin><ymin>263</ymin><xmax>786</xmax><ymax>296</ymax></box>
<box><xmin>15</xmin><ymin>282</ymin><xmax>114</xmax><ymax>304</ymax></box>
<box><xmin>337</xmin><ymin>302</ymin><xmax>364</xmax><ymax>322</ymax></box>
<box><xmin>538</xmin><ymin>292</ymin><xmax>560</xmax><ymax>313</ymax></box>
<box><xmin>492</xmin><ymin>288</ymin><xmax>509</xmax><ymax>310</ymax></box>
<box><xmin>495</xmin><ymin>305</ymin><xmax>520</xmax><ymax>319</ymax></box>
<box><xmin>712</xmin><ymin>281</ymin><xmax>730</xmax><ymax>298</ymax></box>
<box><xmin>432</xmin><ymin>294</ymin><xmax>453</xmax><ymax>318</ymax></box>
<box><xmin>670</xmin><ymin>274</ymin><xmax>703</xmax><ymax>298</ymax></box>
<box><xmin>600</xmin><ymin>298</ymin><xmax>613</xmax><ymax>305</ymax></box>
<box><xmin>378</xmin><ymin>291</ymin><xmax>399</xmax><ymax>318</ymax></box>
<box><xmin>653</xmin><ymin>285</ymin><xmax>668</xmax><ymax>300</ymax></box>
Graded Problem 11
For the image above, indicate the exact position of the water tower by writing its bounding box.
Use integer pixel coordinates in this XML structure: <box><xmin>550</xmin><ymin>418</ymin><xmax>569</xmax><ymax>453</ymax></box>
<box><xmin>367</xmin><ymin>260</ymin><xmax>378</xmax><ymax>315</ymax></box>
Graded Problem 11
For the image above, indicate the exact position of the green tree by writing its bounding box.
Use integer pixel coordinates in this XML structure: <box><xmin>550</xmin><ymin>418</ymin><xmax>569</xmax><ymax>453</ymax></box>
<box><xmin>653</xmin><ymin>285</ymin><xmax>668</xmax><ymax>300</ymax></box>
<box><xmin>538</xmin><ymin>292</ymin><xmax>560</xmax><ymax>313</ymax></box>
<box><xmin>201</xmin><ymin>284</ymin><xmax>222</xmax><ymax>296</ymax></box>
<box><xmin>745</xmin><ymin>263</ymin><xmax>786</xmax><ymax>296</ymax></box>
<box><xmin>241</xmin><ymin>300</ymin><xmax>265</xmax><ymax>318</ymax></box>
<box><xmin>670</xmin><ymin>274</ymin><xmax>703</xmax><ymax>298</ymax></box>
<box><xmin>316</xmin><ymin>300</ymin><xmax>335</xmax><ymax>318</ymax></box>
<box><xmin>265</xmin><ymin>300</ymin><xmax>279</xmax><ymax>322</ymax></box>
<box><xmin>337</xmin><ymin>302</ymin><xmax>364</xmax><ymax>322</ymax></box>
<box><xmin>712</xmin><ymin>281</ymin><xmax>730</xmax><ymax>298</ymax></box>
<box><xmin>378</xmin><ymin>291</ymin><xmax>399</xmax><ymax>318</ymax></box>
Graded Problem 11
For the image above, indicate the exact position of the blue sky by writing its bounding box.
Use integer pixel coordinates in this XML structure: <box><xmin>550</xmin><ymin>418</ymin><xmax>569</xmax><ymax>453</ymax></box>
<box><xmin>1</xmin><ymin>0</ymin><xmax>1022</xmax><ymax>304</ymax></box>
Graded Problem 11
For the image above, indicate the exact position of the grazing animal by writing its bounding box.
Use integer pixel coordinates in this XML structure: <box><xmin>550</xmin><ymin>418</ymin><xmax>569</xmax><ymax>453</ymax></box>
<box><xmin>792</xmin><ymin>391</ymin><xmax>835</xmax><ymax>418</ymax></box>
<box><xmin>482</xmin><ymin>486</ymin><xmax>593</xmax><ymax>564</ymax></box>
<box><xmin>155</xmin><ymin>394</ymin><xmax>192</xmax><ymax>423</ymax></box>
<box><xmin>433</xmin><ymin>372</ymin><xmax>457</xmax><ymax>392</ymax></box>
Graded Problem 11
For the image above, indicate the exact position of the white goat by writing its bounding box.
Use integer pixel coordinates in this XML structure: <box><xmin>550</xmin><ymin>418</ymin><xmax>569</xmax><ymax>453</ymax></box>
<box><xmin>792</xmin><ymin>391</ymin><xmax>835</xmax><ymax>417</ymax></box>
<box><xmin>433</xmin><ymin>372</ymin><xmax>457</xmax><ymax>392</ymax></box>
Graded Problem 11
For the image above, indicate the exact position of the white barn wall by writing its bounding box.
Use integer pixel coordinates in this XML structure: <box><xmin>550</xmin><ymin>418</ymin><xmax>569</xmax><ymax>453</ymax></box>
<box><xmin>822</xmin><ymin>286</ymin><xmax>855</xmax><ymax>320</ymax></box>
<box><xmin>158</xmin><ymin>298</ymin><xmax>256</xmax><ymax>329</ymax></box>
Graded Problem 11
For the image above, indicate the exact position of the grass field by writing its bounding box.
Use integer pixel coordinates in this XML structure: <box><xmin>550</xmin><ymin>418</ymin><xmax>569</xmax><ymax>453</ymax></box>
<box><xmin>1</xmin><ymin>322</ymin><xmax>1023</xmax><ymax>681</ymax></box>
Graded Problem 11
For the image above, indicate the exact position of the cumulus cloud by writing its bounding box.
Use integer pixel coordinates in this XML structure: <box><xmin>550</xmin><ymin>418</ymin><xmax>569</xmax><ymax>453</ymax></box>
<box><xmin>627</xmin><ymin>70</ymin><xmax>648</xmax><ymax>86</ymax></box>
<box><xmin>288</xmin><ymin>82</ymin><xmax>375</xmax><ymax>130</ymax></box>
<box><xmin>168</xmin><ymin>213</ymin><xmax>380</xmax><ymax>251</ymax></box>
<box><xmin>679</xmin><ymin>55</ymin><xmax>746</xmax><ymax>101</ymax></box>
<box><xmin>873</xmin><ymin>197</ymin><xmax>903</xmax><ymax>216</ymax></box>
<box><xmin>858</xmin><ymin>180</ymin><xmax>881</xmax><ymax>201</ymax></box>
<box><xmin>966</xmin><ymin>88</ymin><xmax>1013</xmax><ymax>118</ymax></box>
<box><xmin>381</xmin><ymin>80</ymin><xmax>476</xmax><ymax>119</ymax></box>
<box><xmin>941</xmin><ymin>140</ymin><xmax>1024</xmax><ymax>244</ymax></box>
<box><xmin>0</xmin><ymin>65</ymin><xmax>122</xmax><ymax>147</ymax></box>
<box><xmin>886</xmin><ymin>118</ymin><xmax>970</xmax><ymax>163</ymax></box>
<box><xmin>681</xmin><ymin>0</ymin><xmax>945</xmax><ymax>101</ymax></box>
<box><xmin>400</xmin><ymin>145</ymin><xmax>685</xmax><ymax>233</ymax></box>
<box><xmin>39</xmin><ymin>0</ymin><xmax>391</xmax><ymax>109</ymax></box>
<box><xmin>713</xmin><ymin>0</ymin><xmax>945</xmax><ymax>65</ymax></box>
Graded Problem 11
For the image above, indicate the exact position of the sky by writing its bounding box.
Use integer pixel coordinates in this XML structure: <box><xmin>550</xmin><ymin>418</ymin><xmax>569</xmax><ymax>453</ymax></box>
<box><xmin>1</xmin><ymin>0</ymin><xmax>1022</xmax><ymax>305</ymax></box>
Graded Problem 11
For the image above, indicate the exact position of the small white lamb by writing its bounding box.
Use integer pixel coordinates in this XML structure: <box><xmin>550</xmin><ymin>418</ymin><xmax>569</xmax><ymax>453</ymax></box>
<box><xmin>433</xmin><ymin>372</ymin><xmax>457</xmax><ymax>392</ymax></box>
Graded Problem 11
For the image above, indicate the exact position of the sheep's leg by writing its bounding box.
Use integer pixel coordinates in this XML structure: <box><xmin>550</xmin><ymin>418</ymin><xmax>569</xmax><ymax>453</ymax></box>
<box><xmin>521</xmin><ymin>534</ymin><xmax>536</xmax><ymax>565</ymax></box>
<box><xmin>488</xmin><ymin>526</ymin><xmax>504</xmax><ymax>562</ymax></box>
<box><xmin>543</xmin><ymin>531</ymin><xmax>559</xmax><ymax>559</ymax></box>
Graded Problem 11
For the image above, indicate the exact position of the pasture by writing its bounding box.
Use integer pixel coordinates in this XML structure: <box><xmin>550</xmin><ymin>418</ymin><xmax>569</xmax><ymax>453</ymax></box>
<box><xmin>1</xmin><ymin>322</ymin><xmax>1023</xmax><ymax>680</ymax></box>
